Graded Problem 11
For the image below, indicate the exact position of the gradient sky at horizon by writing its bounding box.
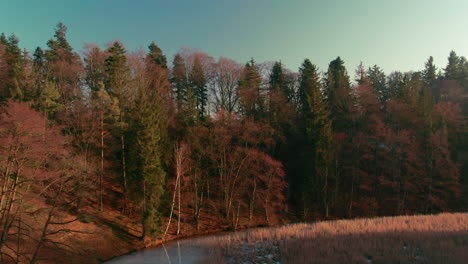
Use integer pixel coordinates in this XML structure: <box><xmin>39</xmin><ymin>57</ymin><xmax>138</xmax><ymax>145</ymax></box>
<box><xmin>1</xmin><ymin>0</ymin><xmax>468</xmax><ymax>74</ymax></box>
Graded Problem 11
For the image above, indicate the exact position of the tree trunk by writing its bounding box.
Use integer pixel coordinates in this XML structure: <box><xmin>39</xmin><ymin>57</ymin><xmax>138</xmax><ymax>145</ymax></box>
<box><xmin>121</xmin><ymin>134</ymin><xmax>128</xmax><ymax>212</ymax></box>
<box><xmin>0</xmin><ymin>168</ymin><xmax>20</xmax><ymax>256</ymax></box>
<box><xmin>99</xmin><ymin>111</ymin><xmax>104</xmax><ymax>212</ymax></box>
<box><xmin>163</xmin><ymin>144</ymin><xmax>181</xmax><ymax>240</ymax></box>
<box><xmin>248</xmin><ymin>178</ymin><xmax>256</xmax><ymax>227</ymax></box>
<box><xmin>177</xmin><ymin>166</ymin><xmax>181</xmax><ymax>235</ymax></box>
<box><xmin>141</xmin><ymin>180</ymin><xmax>147</xmax><ymax>241</ymax></box>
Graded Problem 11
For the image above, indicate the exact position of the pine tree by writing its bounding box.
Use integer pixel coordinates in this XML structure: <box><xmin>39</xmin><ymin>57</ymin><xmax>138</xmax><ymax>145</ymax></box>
<box><xmin>298</xmin><ymin>59</ymin><xmax>334</xmax><ymax>217</ymax></box>
<box><xmin>147</xmin><ymin>42</ymin><xmax>167</xmax><ymax>68</ymax></box>
<box><xmin>422</xmin><ymin>56</ymin><xmax>438</xmax><ymax>101</ymax></box>
<box><xmin>189</xmin><ymin>56</ymin><xmax>207</xmax><ymax>119</ymax></box>
<box><xmin>387</xmin><ymin>71</ymin><xmax>406</xmax><ymax>99</ymax></box>
<box><xmin>171</xmin><ymin>54</ymin><xmax>188</xmax><ymax>109</ymax></box>
<box><xmin>423</xmin><ymin>56</ymin><xmax>437</xmax><ymax>86</ymax></box>
<box><xmin>269</xmin><ymin>61</ymin><xmax>291</xmax><ymax>99</ymax></box>
<box><xmin>84</xmin><ymin>45</ymin><xmax>107</xmax><ymax>92</ymax></box>
<box><xmin>298</xmin><ymin>60</ymin><xmax>317</xmax><ymax>118</ymax></box>
<box><xmin>238</xmin><ymin>58</ymin><xmax>263</xmax><ymax>119</ymax></box>
<box><xmin>324</xmin><ymin>56</ymin><xmax>352</xmax><ymax>131</ymax></box>
<box><xmin>355</xmin><ymin>62</ymin><xmax>369</xmax><ymax>85</ymax></box>
<box><xmin>33</xmin><ymin>47</ymin><xmax>45</xmax><ymax>67</ymax></box>
<box><xmin>0</xmin><ymin>33</ymin><xmax>6</xmax><ymax>45</ymax></box>
<box><xmin>43</xmin><ymin>23</ymin><xmax>83</xmax><ymax>104</ymax></box>
<box><xmin>38</xmin><ymin>80</ymin><xmax>62</xmax><ymax>116</ymax></box>
<box><xmin>33</xmin><ymin>47</ymin><xmax>47</xmax><ymax>89</ymax></box>
<box><xmin>444</xmin><ymin>51</ymin><xmax>460</xmax><ymax>81</ymax></box>
<box><xmin>0</xmin><ymin>34</ymin><xmax>7</xmax><ymax>100</ymax></box>
<box><xmin>144</xmin><ymin>42</ymin><xmax>173</xmax><ymax>158</ymax></box>
<box><xmin>0</xmin><ymin>34</ymin><xmax>26</xmax><ymax>101</ymax></box>
<box><xmin>45</xmin><ymin>22</ymin><xmax>74</xmax><ymax>63</ymax></box>
<box><xmin>105</xmin><ymin>41</ymin><xmax>129</xmax><ymax>101</ymax></box>
<box><xmin>368</xmin><ymin>64</ymin><xmax>388</xmax><ymax>101</ymax></box>
<box><xmin>145</xmin><ymin>42</ymin><xmax>174</xmax><ymax>119</ymax></box>
<box><xmin>104</xmin><ymin>41</ymin><xmax>131</xmax><ymax>213</ymax></box>
<box><xmin>268</xmin><ymin>61</ymin><xmax>294</xmax><ymax>133</ymax></box>
<box><xmin>91</xmin><ymin>82</ymin><xmax>119</xmax><ymax>211</ymax></box>
<box><xmin>129</xmin><ymin>82</ymin><xmax>168</xmax><ymax>241</ymax></box>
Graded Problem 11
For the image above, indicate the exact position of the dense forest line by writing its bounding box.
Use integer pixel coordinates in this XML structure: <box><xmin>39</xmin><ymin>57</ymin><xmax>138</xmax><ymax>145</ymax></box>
<box><xmin>0</xmin><ymin>23</ymin><xmax>466</xmax><ymax>262</ymax></box>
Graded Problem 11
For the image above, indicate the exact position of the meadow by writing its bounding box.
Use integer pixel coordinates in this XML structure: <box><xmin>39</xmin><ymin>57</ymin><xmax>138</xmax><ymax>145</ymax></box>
<box><xmin>202</xmin><ymin>213</ymin><xmax>468</xmax><ymax>264</ymax></box>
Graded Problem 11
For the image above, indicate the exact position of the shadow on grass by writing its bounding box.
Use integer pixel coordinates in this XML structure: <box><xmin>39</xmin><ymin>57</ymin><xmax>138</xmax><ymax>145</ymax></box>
<box><xmin>100</xmin><ymin>218</ymin><xmax>141</xmax><ymax>242</ymax></box>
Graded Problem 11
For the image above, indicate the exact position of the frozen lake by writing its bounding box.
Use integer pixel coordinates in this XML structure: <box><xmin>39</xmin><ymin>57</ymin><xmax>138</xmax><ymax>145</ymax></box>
<box><xmin>104</xmin><ymin>236</ymin><xmax>214</xmax><ymax>264</ymax></box>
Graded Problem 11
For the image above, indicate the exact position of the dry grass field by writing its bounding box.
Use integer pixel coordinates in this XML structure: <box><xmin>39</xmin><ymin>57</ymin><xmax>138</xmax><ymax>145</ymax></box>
<box><xmin>202</xmin><ymin>213</ymin><xmax>468</xmax><ymax>264</ymax></box>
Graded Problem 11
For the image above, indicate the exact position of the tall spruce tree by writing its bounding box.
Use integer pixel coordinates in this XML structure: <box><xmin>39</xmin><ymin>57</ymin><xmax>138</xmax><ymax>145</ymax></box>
<box><xmin>355</xmin><ymin>62</ymin><xmax>370</xmax><ymax>85</ymax></box>
<box><xmin>0</xmin><ymin>33</ymin><xmax>26</xmax><ymax>101</ymax></box>
<box><xmin>238</xmin><ymin>58</ymin><xmax>263</xmax><ymax>119</ymax></box>
<box><xmin>324</xmin><ymin>57</ymin><xmax>352</xmax><ymax>131</ymax></box>
<box><xmin>129</xmin><ymin>77</ymin><xmax>169</xmax><ymax>240</ymax></box>
<box><xmin>299</xmin><ymin>59</ymin><xmax>334</xmax><ymax>217</ymax></box>
<box><xmin>368</xmin><ymin>64</ymin><xmax>388</xmax><ymax>102</ymax></box>
<box><xmin>148</xmin><ymin>42</ymin><xmax>167</xmax><ymax>68</ymax></box>
<box><xmin>105</xmin><ymin>41</ymin><xmax>129</xmax><ymax>101</ymax></box>
<box><xmin>104</xmin><ymin>41</ymin><xmax>131</xmax><ymax>212</ymax></box>
<box><xmin>171</xmin><ymin>54</ymin><xmax>188</xmax><ymax>110</ymax></box>
<box><xmin>269</xmin><ymin>61</ymin><xmax>292</xmax><ymax>99</ymax></box>
<box><xmin>189</xmin><ymin>56</ymin><xmax>207</xmax><ymax>119</ymax></box>
<box><xmin>45</xmin><ymin>22</ymin><xmax>74</xmax><ymax>61</ymax></box>
<box><xmin>445</xmin><ymin>51</ymin><xmax>461</xmax><ymax>81</ymax></box>
<box><xmin>44</xmin><ymin>23</ymin><xmax>83</xmax><ymax>104</ymax></box>
<box><xmin>84</xmin><ymin>45</ymin><xmax>107</xmax><ymax>92</ymax></box>
<box><xmin>422</xmin><ymin>56</ymin><xmax>438</xmax><ymax>101</ymax></box>
<box><xmin>268</xmin><ymin>61</ymin><xmax>291</xmax><ymax>132</ymax></box>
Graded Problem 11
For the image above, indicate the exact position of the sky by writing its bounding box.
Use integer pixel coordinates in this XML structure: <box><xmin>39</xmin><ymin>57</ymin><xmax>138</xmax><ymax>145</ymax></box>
<box><xmin>1</xmin><ymin>0</ymin><xmax>468</xmax><ymax>75</ymax></box>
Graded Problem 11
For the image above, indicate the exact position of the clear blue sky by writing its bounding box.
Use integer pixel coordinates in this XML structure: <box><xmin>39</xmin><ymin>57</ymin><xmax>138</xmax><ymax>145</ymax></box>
<box><xmin>1</xmin><ymin>0</ymin><xmax>468</xmax><ymax>74</ymax></box>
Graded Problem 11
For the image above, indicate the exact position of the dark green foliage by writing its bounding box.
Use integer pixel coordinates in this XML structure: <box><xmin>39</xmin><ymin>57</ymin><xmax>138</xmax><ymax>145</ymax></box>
<box><xmin>0</xmin><ymin>33</ymin><xmax>6</xmax><ymax>44</ymax></box>
<box><xmin>324</xmin><ymin>57</ymin><xmax>350</xmax><ymax>99</ymax></box>
<box><xmin>298</xmin><ymin>59</ymin><xmax>319</xmax><ymax>120</ymax></box>
<box><xmin>355</xmin><ymin>62</ymin><xmax>369</xmax><ymax>85</ymax></box>
<box><xmin>189</xmin><ymin>56</ymin><xmax>208</xmax><ymax>119</ymax></box>
<box><xmin>423</xmin><ymin>56</ymin><xmax>438</xmax><ymax>87</ymax></box>
<box><xmin>324</xmin><ymin>56</ymin><xmax>352</xmax><ymax>132</ymax></box>
<box><xmin>171</xmin><ymin>54</ymin><xmax>188</xmax><ymax>107</ymax></box>
<box><xmin>105</xmin><ymin>41</ymin><xmax>129</xmax><ymax>100</ymax></box>
<box><xmin>84</xmin><ymin>45</ymin><xmax>107</xmax><ymax>92</ymax></box>
<box><xmin>148</xmin><ymin>42</ymin><xmax>167</xmax><ymax>68</ymax></box>
<box><xmin>268</xmin><ymin>61</ymin><xmax>296</xmax><ymax>135</ymax></box>
<box><xmin>42</xmin><ymin>23</ymin><xmax>83</xmax><ymax>104</ymax></box>
<box><xmin>45</xmin><ymin>22</ymin><xmax>74</xmax><ymax>63</ymax></box>
<box><xmin>270</xmin><ymin>61</ymin><xmax>292</xmax><ymax>100</ymax></box>
<box><xmin>298</xmin><ymin>59</ymin><xmax>334</xmax><ymax>217</ymax></box>
<box><xmin>128</xmin><ymin>84</ymin><xmax>168</xmax><ymax>238</ymax></box>
<box><xmin>0</xmin><ymin>33</ymin><xmax>27</xmax><ymax>101</ymax></box>
<box><xmin>37</xmin><ymin>80</ymin><xmax>63</xmax><ymax>115</ymax></box>
<box><xmin>238</xmin><ymin>58</ymin><xmax>263</xmax><ymax>119</ymax></box>
<box><xmin>445</xmin><ymin>51</ymin><xmax>461</xmax><ymax>81</ymax></box>
<box><xmin>33</xmin><ymin>47</ymin><xmax>45</xmax><ymax>67</ymax></box>
<box><xmin>423</xmin><ymin>56</ymin><xmax>438</xmax><ymax>101</ymax></box>
<box><xmin>368</xmin><ymin>65</ymin><xmax>388</xmax><ymax>101</ymax></box>
<box><xmin>444</xmin><ymin>50</ymin><xmax>468</xmax><ymax>89</ymax></box>
<box><xmin>387</xmin><ymin>71</ymin><xmax>407</xmax><ymax>99</ymax></box>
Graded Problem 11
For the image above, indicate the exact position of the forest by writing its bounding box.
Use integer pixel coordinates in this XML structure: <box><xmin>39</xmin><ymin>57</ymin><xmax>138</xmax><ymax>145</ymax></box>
<box><xmin>0</xmin><ymin>23</ymin><xmax>466</xmax><ymax>262</ymax></box>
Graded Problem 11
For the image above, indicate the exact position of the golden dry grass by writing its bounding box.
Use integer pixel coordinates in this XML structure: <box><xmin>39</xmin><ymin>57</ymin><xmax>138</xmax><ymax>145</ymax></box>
<box><xmin>202</xmin><ymin>213</ymin><xmax>468</xmax><ymax>264</ymax></box>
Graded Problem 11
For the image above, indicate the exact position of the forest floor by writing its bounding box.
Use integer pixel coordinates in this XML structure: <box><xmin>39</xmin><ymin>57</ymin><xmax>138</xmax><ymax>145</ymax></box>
<box><xmin>23</xmin><ymin>177</ymin><xmax>467</xmax><ymax>264</ymax></box>
<box><xmin>199</xmin><ymin>213</ymin><xmax>468</xmax><ymax>264</ymax></box>
<box><xmin>29</xmin><ymin>178</ymin><xmax>290</xmax><ymax>264</ymax></box>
